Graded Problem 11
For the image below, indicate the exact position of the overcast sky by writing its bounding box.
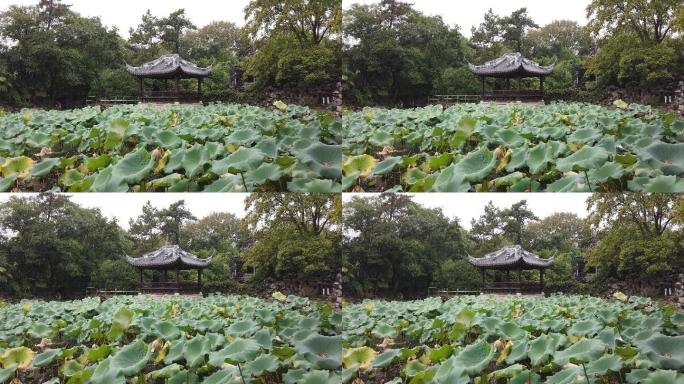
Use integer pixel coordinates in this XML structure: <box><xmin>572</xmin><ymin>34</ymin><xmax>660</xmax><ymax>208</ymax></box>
<box><xmin>344</xmin><ymin>0</ymin><xmax>591</xmax><ymax>36</ymax></box>
<box><xmin>0</xmin><ymin>193</ymin><xmax>249</xmax><ymax>229</ymax></box>
<box><xmin>342</xmin><ymin>193</ymin><xmax>590</xmax><ymax>229</ymax></box>
<box><xmin>0</xmin><ymin>0</ymin><xmax>251</xmax><ymax>37</ymax></box>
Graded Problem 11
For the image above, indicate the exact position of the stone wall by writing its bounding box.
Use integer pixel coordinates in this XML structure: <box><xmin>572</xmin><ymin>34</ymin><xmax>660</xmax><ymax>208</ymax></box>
<box><xmin>604</xmin><ymin>79</ymin><xmax>684</xmax><ymax>115</ymax></box>
<box><xmin>674</xmin><ymin>271</ymin><xmax>684</xmax><ymax>309</ymax></box>
<box><xmin>261</xmin><ymin>81</ymin><xmax>342</xmax><ymax>117</ymax></box>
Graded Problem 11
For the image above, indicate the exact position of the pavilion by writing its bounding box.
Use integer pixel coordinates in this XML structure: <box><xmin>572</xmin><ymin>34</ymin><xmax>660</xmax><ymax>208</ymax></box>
<box><xmin>469</xmin><ymin>52</ymin><xmax>554</xmax><ymax>102</ymax></box>
<box><xmin>468</xmin><ymin>245</ymin><xmax>554</xmax><ymax>294</ymax></box>
<box><xmin>126</xmin><ymin>245</ymin><xmax>212</xmax><ymax>294</ymax></box>
<box><xmin>126</xmin><ymin>54</ymin><xmax>212</xmax><ymax>103</ymax></box>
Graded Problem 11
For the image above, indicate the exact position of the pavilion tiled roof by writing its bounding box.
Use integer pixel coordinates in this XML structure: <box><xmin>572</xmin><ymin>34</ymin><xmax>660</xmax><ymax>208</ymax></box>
<box><xmin>468</xmin><ymin>52</ymin><xmax>554</xmax><ymax>78</ymax></box>
<box><xmin>126</xmin><ymin>54</ymin><xmax>212</xmax><ymax>78</ymax></box>
<box><xmin>468</xmin><ymin>245</ymin><xmax>554</xmax><ymax>269</ymax></box>
<box><xmin>126</xmin><ymin>245</ymin><xmax>212</xmax><ymax>269</ymax></box>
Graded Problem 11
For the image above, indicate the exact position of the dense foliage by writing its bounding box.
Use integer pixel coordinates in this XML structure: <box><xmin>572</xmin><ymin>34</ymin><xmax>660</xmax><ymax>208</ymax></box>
<box><xmin>340</xmin><ymin>294</ymin><xmax>684</xmax><ymax>383</ymax></box>
<box><xmin>0</xmin><ymin>103</ymin><xmax>342</xmax><ymax>192</ymax></box>
<box><xmin>342</xmin><ymin>102</ymin><xmax>684</xmax><ymax>192</ymax></box>
<box><xmin>0</xmin><ymin>0</ymin><xmax>341</xmax><ymax>108</ymax></box>
<box><xmin>242</xmin><ymin>193</ymin><xmax>342</xmax><ymax>285</ymax></box>
<box><xmin>343</xmin><ymin>0</ymin><xmax>684</xmax><ymax>106</ymax></box>
<box><xmin>0</xmin><ymin>294</ymin><xmax>348</xmax><ymax>383</ymax></box>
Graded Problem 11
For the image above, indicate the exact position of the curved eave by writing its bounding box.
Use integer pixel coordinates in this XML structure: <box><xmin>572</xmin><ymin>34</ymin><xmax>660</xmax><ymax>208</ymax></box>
<box><xmin>468</xmin><ymin>62</ymin><xmax>554</xmax><ymax>78</ymax></box>
<box><xmin>126</xmin><ymin>64</ymin><xmax>212</xmax><ymax>79</ymax></box>
<box><xmin>468</xmin><ymin>255</ymin><xmax>554</xmax><ymax>270</ymax></box>
<box><xmin>126</xmin><ymin>255</ymin><xmax>212</xmax><ymax>270</ymax></box>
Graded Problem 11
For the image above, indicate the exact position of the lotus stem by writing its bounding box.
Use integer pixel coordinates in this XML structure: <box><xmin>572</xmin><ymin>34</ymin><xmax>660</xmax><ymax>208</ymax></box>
<box><xmin>581</xmin><ymin>362</ymin><xmax>590</xmax><ymax>384</ymax></box>
<box><xmin>237</xmin><ymin>362</ymin><xmax>247</xmax><ymax>384</ymax></box>
<box><xmin>584</xmin><ymin>171</ymin><xmax>592</xmax><ymax>192</ymax></box>
<box><xmin>240</xmin><ymin>172</ymin><xmax>247</xmax><ymax>191</ymax></box>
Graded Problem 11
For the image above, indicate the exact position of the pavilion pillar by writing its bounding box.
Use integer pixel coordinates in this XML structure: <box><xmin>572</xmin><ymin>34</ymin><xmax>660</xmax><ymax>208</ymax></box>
<box><xmin>480</xmin><ymin>269</ymin><xmax>485</xmax><ymax>292</ymax></box>
<box><xmin>198</xmin><ymin>269</ymin><xmax>202</xmax><ymax>289</ymax></box>
<box><xmin>540</xmin><ymin>269</ymin><xmax>544</xmax><ymax>288</ymax></box>
<box><xmin>164</xmin><ymin>270</ymin><xmax>168</xmax><ymax>282</ymax></box>
<box><xmin>176</xmin><ymin>269</ymin><xmax>180</xmax><ymax>291</ymax></box>
<box><xmin>198</xmin><ymin>78</ymin><xmax>203</xmax><ymax>95</ymax></box>
<box><xmin>139</xmin><ymin>269</ymin><xmax>143</xmax><ymax>288</ymax></box>
<box><xmin>518</xmin><ymin>268</ymin><xmax>522</xmax><ymax>291</ymax></box>
<box><xmin>165</xmin><ymin>79</ymin><xmax>168</xmax><ymax>91</ymax></box>
<box><xmin>518</xmin><ymin>76</ymin><xmax>522</xmax><ymax>101</ymax></box>
<box><xmin>139</xmin><ymin>78</ymin><xmax>144</xmax><ymax>98</ymax></box>
<box><xmin>480</xmin><ymin>76</ymin><xmax>485</xmax><ymax>101</ymax></box>
<box><xmin>540</xmin><ymin>76</ymin><xmax>545</xmax><ymax>97</ymax></box>
<box><xmin>176</xmin><ymin>76</ymin><xmax>180</xmax><ymax>95</ymax></box>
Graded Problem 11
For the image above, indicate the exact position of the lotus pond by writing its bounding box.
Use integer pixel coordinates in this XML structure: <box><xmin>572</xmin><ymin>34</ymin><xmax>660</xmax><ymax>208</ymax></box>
<box><xmin>0</xmin><ymin>294</ymin><xmax>350</xmax><ymax>384</ymax></box>
<box><xmin>0</xmin><ymin>103</ymin><xmax>341</xmax><ymax>192</ymax></box>
<box><xmin>341</xmin><ymin>294</ymin><xmax>684</xmax><ymax>383</ymax></box>
<box><xmin>342</xmin><ymin>102</ymin><xmax>684</xmax><ymax>192</ymax></box>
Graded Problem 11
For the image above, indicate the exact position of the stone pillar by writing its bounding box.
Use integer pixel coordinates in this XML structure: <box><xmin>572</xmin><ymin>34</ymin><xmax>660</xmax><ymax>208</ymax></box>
<box><xmin>675</xmin><ymin>270</ymin><xmax>684</xmax><ymax>309</ymax></box>
<box><xmin>674</xmin><ymin>80</ymin><xmax>684</xmax><ymax>116</ymax></box>
<box><xmin>332</xmin><ymin>272</ymin><xmax>343</xmax><ymax>309</ymax></box>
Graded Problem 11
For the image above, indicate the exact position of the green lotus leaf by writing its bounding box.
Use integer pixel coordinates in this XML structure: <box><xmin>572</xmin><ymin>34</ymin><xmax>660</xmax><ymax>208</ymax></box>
<box><xmin>343</xmin><ymin>155</ymin><xmax>377</xmax><ymax>178</ymax></box>
<box><xmin>84</xmin><ymin>344</ymin><xmax>111</xmax><ymax>363</ymax></box>
<box><xmin>569</xmin><ymin>319</ymin><xmax>602</xmax><ymax>337</ymax></box>
<box><xmin>587</xmin><ymin>354</ymin><xmax>622</xmax><ymax>375</ymax></box>
<box><xmin>640</xmin><ymin>334</ymin><xmax>684</xmax><ymax>369</ymax></box>
<box><xmin>568</xmin><ymin>127</ymin><xmax>601</xmax><ymax>144</ymax></box>
<box><xmin>369</xmin><ymin>130</ymin><xmax>394</xmax><ymax>147</ymax></box>
<box><xmin>227</xmin><ymin>319</ymin><xmax>259</xmax><ymax>337</ymax></box>
<box><xmin>104</xmin><ymin>118</ymin><xmax>129</xmax><ymax>150</ymax></box>
<box><xmin>431</xmin><ymin>164</ymin><xmax>471</xmax><ymax>192</ymax></box>
<box><xmin>182</xmin><ymin>144</ymin><xmax>210</xmax><ymax>177</ymax></box>
<box><xmin>642</xmin><ymin>175</ymin><xmax>684</xmax><ymax>192</ymax></box>
<box><xmin>0</xmin><ymin>175</ymin><xmax>17</xmax><ymax>192</ymax></box>
<box><xmin>61</xmin><ymin>359</ymin><xmax>85</xmax><ymax>376</ymax></box>
<box><xmin>248</xmin><ymin>163</ymin><xmax>283</xmax><ymax>184</ymax></box>
<box><xmin>157</xmin><ymin>130</ymin><xmax>182</xmax><ymax>147</ymax></box>
<box><xmin>545</xmin><ymin>366</ymin><xmax>583</xmax><ymax>384</ymax></box>
<box><xmin>245</xmin><ymin>354</ymin><xmax>279</xmax><ymax>376</ymax></box>
<box><xmin>202</xmin><ymin>368</ymin><xmax>240</xmax><ymax>384</ymax></box>
<box><xmin>184</xmin><ymin>335</ymin><xmax>210</xmax><ymax>368</ymax></box>
<box><xmin>372</xmin><ymin>322</ymin><xmax>397</xmax><ymax>339</ymax></box>
<box><xmin>453</xmin><ymin>339</ymin><xmax>495</xmax><ymax>376</ymax></box>
<box><xmin>491</xmin><ymin>363</ymin><xmax>525</xmax><ymax>379</ymax></box>
<box><xmin>588</xmin><ymin>162</ymin><xmax>624</xmax><ymax>183</ymax></box>
<box><xmin>300</xmin><ymin>142</ymin><xmax>341</xmax><ymax>180</ymax></box>
<box><xmin>32</xmin><ymin>348</ymin><xmax>61</xmax><ymax>368</ymax></box>
<box><xmin>90</xmin><ymin>357</ymin><xmax>124</xmax><ymax>384</ymax></box>
<box><xmin>553</xmin><ymin>338</ymin><xmax>605</xmax><ymax>365</ymax></box>
<box><xmin>295</xmin><ymin>334</ymin><xmax>343</xmax><ymax>370</ymax></box>
<box><xmin>0</xmin><ymin>366</ymin><xmax>14</xmax><ymax>383</ymax></box>
<box><xmin>154</xmin><ymin>321</ymin><xmax>181</xmax><ymax>340</ymax></box>
<box><xmin>112</xmin><ymin>148</ymin><xmax>155</xmax><ymax>184</ymax></box>
<box><xmin>557</xmin><ymin>146</ymin><xmax>609</xmax><ymax>172</ymax></box>
<box><xmin>528</xmin><ymin>333</ymin><xmax>564</xmax><ymax>366</ymax></box>
<box><xmin>428</xmin><ymin>153</ymin><xmax>453</xmax><ymax>170</ymax></box>
<box><xmin>510</xmin><ymin>370</ymin><xmax>541</xmax><ymax>384</ymax></box>
<box><xmin>110</xmin><ymin>339</ymin><xmax>150</xmax><ymax>376</ymax></box>
<box><xmin>546</xmin><ymin>173</ymin><xmax>590</xmax><ymax>192</ymax></box>
<box><xmin>433</xmin><ymin>356</ymin><xmax>469</xmax><ymax>384</ymax></box>
<box><xmin>208</xmin><ymin>338</ymin><xmax>260</xmax><ymax>366</ymax></box>
<box><xmin>1</xmin><ymin>156</ymin><xmax>35</xmax><ymax>179</ymax></box>
<box><xmin>211</xmin><ymin>147</ymin><xmax>264</xmax><ymax>175</ymax></box>
<box><xmin>149</xmin><ymin>173</ymin><xmax>184</xmax><ymax>189</ymax></box>
<box><xmin>300</xmin><ymin>370</ymin><xmax>338</xmax><ymax>384</ymax></box>
<box><xmin>496</xmin><ymin>129</ymin><xmax>526</xmax><ymax>147</ymax></box>
<box><xmin>28</xmin><ymin>322</ymin><xmax>52</xmax><ymax>338</ymax></box>
<box><xmin>640</xmin><ymin>142</ymin><xmax>684</xmax><ymax>175</ymax></box>
<box><xmin>342</xmin><ymin>347</ymin><xmax>377</xmax><ymax>370</ymax></box>
<box><xmin>452</xmin><ymin>146</ymin><xmax>496</xmax><ymax>182</ymax></box>
<box><xmin>28</xmin><ymin>158</ymin><xmax>60</xmax><ymax>178</ymax></box>
<box><xmin>373</xmin><ymin>157</ymin><xmax>403</xmax><ymax>176</ymax></box>
<box><xmin>147</xmin><ymin>363</ymin><xmax>182</xmax><ymax>379</ymax></box>
<box><xmin>0</xmin><ymin>347</ymin><xmax>35</xmax><ymax>370</ymax></box>
<box><xmin>227</xmin><ymin>128</ymin><xmax>260</xmax><ymax>145</ymax></box>
<box><xmin>85</xmin><ymin>154</ymin><xmax>112</xmax><ymax>172</ymax></box>
<box><xmin>372</xmin><ymin>349</ymin><xmax>401</xmax><ymax>369</ymax></box>
<box><xmin>641</xmin><ymin>370</ymin><xmax>684</xmax><ymax>384</ymax></box>
<box><xmin>403</xmin><ymin>359</ymin><xmax>428</xmax><ymax>377</ymax></box>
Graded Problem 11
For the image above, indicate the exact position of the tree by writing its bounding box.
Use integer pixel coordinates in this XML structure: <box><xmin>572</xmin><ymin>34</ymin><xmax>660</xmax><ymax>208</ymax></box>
<box><xmin>242</xmin><ymin>194</ymin><xmax>341</xmax><ymax>286</ymax></box>
<box><xmin>500</xmin><ymin>200</ymin><xmax>539</xmax><ymax>245</ymax></box>
<box><xmin>157</xmin><ymin>9</ymin><xmax>196</xmax><ymax>54</ymax></box>
<box><xmin>157</xmin><ymin>200</ymin><xmax>197</xmax><ymax>245</ymax></box>
<box><xmin>0</xmin><ymin>194</ymin><xmax>128</xmax><ymax>297</ymax></box>
<box><xmin>586</xmin><ymin>0</ymin><xmax>681</xmax><ymax>44</ymax></box>
<box><xmin>499</xmin><ymin>8</ymin><xmax>539</xmax><ymax>53</ymax></box>
<box><xmin>584</xmin><ymin>193</ymin><xmax>684</xmax><ymax>283</ymax></box>
<box><xmin>244</xmin><ymin>0</ymin><xmax>341</xmax><ymax>46</ymax></box>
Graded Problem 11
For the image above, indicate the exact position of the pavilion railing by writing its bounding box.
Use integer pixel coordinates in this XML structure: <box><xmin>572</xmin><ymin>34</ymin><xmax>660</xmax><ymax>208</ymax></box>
<box><xmin>140</xmin><ymin>281</ymin><xmax>202</xmax><ymax>294</ymax></box>
<box><xmin>428</xmin><ymin>95</ymin><xmax>482</xmax><ymax>105</ymax></box>
<box><xmin>481</xmin><ymin>282</ymin><xmax>544</xmax><ymax>294</ymax></box>
<box><xmin>482</xmin><ymin>90</ymin><xmax>544</xmax><ymax>101</ymax></box>
<box><xmin>140</xmin><ymin>90</ymin><xmax>202</xmax><ymax>103</ymax></box>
